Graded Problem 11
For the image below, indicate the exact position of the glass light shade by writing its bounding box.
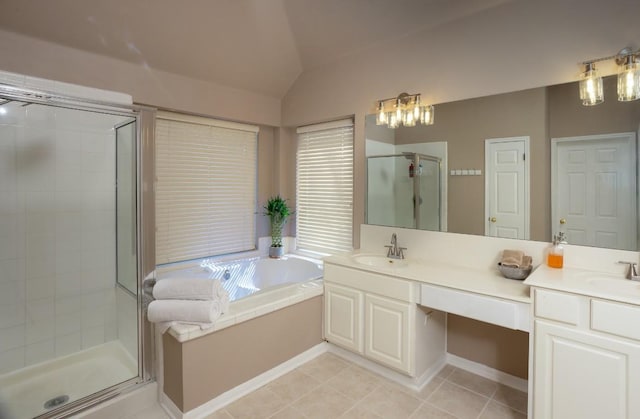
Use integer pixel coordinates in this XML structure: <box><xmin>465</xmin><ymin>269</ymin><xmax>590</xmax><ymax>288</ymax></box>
<box><xmin>420</xmin><ymin>105</ymin><xmax>434</xmax><ymax>125</ymax></box>
<box><xmin>618</xmin><ymin>55</ymin><xmax>640</xmax><ymax>102</ymax></box>
<box><xmin>413</xmin><ymin>95</ymin><xmax>421</xmax><ymax>119</ymax></box>
<box><xmin>376</xmin><ymin>102</ymin><xmax>388</xmax><ymax>125</ymax></box>
<box><xmin>387</xmin><ymin>111</ymin><xmax>399</xmax><ymax>129</ymax></box>
<box><xmin>579</xmin><ymin>63</ymin><xmax>603</xmax><ymax>106</ymax></box>
<box><xmin>395</xmin><ymin>98</ymin><xmax>403</xmax><ymax>123</ymax></box>
<box><xmin>403</xmin><ymin>109</ymin><xmax>416</xmax><ymax>127</ymax></box>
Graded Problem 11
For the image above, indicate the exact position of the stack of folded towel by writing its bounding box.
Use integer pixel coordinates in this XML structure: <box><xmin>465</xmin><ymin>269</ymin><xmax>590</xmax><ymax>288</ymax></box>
<box><xmin>147</xmin><ymin>278</ymin><xmax>230</xmax><ymax>333</ymax></box>
<box><xmin>500</xmin><ymin>249</ymin><xmax>532</xmax><ymax>269</ymax></box>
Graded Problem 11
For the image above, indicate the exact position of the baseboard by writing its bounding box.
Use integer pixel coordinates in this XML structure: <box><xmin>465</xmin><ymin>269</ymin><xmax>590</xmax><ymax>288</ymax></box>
<box><xmin>162</xmin><ymin>342</ymin><xmax>330</xmax><ymax>419</ymax></box>
<box><xmin>446</xmin><ymin>353</ymin><xmax>528</xmax><ymax>393</ymax></box>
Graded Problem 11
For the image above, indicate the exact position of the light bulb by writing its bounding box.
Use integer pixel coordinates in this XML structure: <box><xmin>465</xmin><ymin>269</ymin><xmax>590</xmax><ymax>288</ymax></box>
<box><xmin>395</xmin><ymin>98</ymin><xmax>403</xmax><ymax>123</ymax></box>
<box><xmin>413</xmin><ymin>95</ymin><xmax>421</xmax><ymax>119</ymax></box>
<box><xmin>388</xmin><ymin>111</ymin><xmax>399</xmax><ymax>129</ymax></box>
<box><xmin>403</xmin><ymin>109</ymin><xmax>416</xmax><ymax>127</ymax></box>
<box><xmin>376</xmin><ymin>101</ymin><xmax>387</xmax><ymax>125</ymax></box>
<box><xmin>579</xmin><ymin>62</ymin><xmax>603</xmax><ymax>106</ymax></box>
<box><xmin>618</xmin><ymin>55</ymin><xmax>640</xmax><ymax>102</ymax></box>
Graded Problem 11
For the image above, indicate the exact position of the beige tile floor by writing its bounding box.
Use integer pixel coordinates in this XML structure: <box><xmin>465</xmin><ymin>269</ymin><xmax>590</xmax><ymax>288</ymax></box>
<box><xmin>203</xmin><ymin>353</ymin><xmax>528</xmax><ymax>419</ymax></box>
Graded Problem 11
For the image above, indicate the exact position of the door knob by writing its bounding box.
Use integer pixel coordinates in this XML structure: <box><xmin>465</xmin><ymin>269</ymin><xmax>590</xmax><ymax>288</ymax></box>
<box><xmin>560</xmin><ymin>218</ymin><xmax>566</xmax><ymax>225</ymax></box>
<box><xmin>489</xmin><ymin>217</ymin><xmax>497</xmax><ymax>223</ymax></box>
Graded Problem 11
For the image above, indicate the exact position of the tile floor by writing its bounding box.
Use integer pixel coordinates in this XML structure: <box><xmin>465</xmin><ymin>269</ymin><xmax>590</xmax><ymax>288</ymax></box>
<box><xmin>133</xmin><ymin>353</ymin><xmax>527</xmax><ymax>419</ymax></box>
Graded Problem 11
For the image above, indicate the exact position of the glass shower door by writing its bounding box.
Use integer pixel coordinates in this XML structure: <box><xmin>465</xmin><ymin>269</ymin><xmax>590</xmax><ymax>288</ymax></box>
<box><xmin>416</xmin><ymin>156</ymin><xmax>441</xmax><ymax>231</ymax></box>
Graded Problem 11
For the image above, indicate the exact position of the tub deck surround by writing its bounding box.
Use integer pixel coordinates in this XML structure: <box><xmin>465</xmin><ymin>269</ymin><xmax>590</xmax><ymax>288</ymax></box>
<box><xmin>166</xmin><ymin>279</ymin><xmax>323</xmax><ymax>342</ymax></box>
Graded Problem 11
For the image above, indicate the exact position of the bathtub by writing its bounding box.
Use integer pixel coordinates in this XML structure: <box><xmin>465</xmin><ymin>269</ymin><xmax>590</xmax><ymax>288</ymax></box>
<box><xmin>158</xmin><ymin>255</ymin><xmax>323</xmax><ymax>302</ymax></box>
<box><xmin>156</xmin><ymin>255</ymin><xmax>324</xmax><ymax>342</ymax></box>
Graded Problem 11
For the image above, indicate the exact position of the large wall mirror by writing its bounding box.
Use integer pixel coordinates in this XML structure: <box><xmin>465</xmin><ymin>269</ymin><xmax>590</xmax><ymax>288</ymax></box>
<box><xmin>365</xmin><ymin>76</ymin><xmax>640</xmax><ymax>251</ymax></box>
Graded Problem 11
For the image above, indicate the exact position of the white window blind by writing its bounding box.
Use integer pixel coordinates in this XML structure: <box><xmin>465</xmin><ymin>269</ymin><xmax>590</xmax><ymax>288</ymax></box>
<box><xmin>155</xmin><ymin>111</ymin><xmax>258</xmax><ymax>264</ymax></box>
<box><xmin>296</xmin><ymin>119</ymin><xmax>354</xmax><ymax>254</ymax></box>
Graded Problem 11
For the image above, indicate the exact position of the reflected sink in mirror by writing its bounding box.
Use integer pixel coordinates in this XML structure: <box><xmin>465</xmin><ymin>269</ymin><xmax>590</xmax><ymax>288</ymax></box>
<box><xmin>351</xmin><ymin>254</ymin><xmax>408</xmax><ymax>268</ymax></box>
<box><xmin>587</xmin><ymin>277</ymin><xmax>640</xmax><ymax>295</ymax></box>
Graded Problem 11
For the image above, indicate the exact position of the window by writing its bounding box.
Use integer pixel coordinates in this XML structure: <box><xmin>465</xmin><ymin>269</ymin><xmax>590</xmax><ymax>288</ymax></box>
<box><xmin>296</xmin><ymin>119</ymin><xmax>354</xmax><ymax>254</ymax></box>
<box><xmin>155</xmin><ymin>111</ymin><xmax>258</xmax><ymax>264</ymax></box>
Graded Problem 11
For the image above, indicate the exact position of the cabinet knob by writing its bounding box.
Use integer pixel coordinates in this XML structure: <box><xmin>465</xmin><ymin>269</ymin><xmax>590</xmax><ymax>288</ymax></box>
<box><xmin>560</xmin><ymin>218</ymin><xmax>566</xmax><ymax>225</ymax></box>
<box><xmin>489</xmin><ymin>217</ymin><xmax>497</xmax><ymax>223</ymax></box>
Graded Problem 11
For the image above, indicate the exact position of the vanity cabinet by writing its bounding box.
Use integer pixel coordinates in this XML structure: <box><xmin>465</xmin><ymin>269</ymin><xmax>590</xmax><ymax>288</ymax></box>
<box><xmin>531</xmin><ymin>288</ymin><xmax>640</xmax><ymax>419</ymax></box>
<box><xmin>323</xmin><ymin>263</ymin><xmax>445</xmax><ymax>377</ymax></box>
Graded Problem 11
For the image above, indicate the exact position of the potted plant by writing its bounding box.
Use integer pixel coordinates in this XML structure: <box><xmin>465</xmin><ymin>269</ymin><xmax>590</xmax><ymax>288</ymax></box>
<box><xmin>264</xmin><ymin>195</ymin><xmax>292</xmax><ymax>258</ymax></box>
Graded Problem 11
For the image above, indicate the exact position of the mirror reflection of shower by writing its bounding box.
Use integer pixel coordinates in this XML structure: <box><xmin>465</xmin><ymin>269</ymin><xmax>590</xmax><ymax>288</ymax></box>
<box><xmin>366</xmin><ymin>152</ymin><xmax>443</xmax><ymax>231</ymax></box>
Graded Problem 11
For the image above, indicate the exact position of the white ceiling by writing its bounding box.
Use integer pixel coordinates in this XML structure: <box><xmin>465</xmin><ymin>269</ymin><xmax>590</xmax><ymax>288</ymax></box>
<box><xmin>0</xmin><ymin>0</ymin><xmax>510</xmax><ymax>98</ymax></box>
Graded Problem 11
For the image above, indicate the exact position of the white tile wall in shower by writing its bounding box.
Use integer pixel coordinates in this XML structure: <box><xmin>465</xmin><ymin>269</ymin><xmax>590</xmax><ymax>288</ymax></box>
<box><xmin>0</xmin><ymin>101</ymin><xmax>127</xmax><ymax>372</ymax></box>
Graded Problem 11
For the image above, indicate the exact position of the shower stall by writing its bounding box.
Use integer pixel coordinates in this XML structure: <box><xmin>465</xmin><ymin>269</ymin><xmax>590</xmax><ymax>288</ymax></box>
<box><xmin>0</xmin><ymin>81</ymin><xmax>154</xmax><ymax>418</ymax></box>
<box><xmin>367</xmin><ymin>153</ymin><xmax>442</xmax><ymax>231</ymax></box>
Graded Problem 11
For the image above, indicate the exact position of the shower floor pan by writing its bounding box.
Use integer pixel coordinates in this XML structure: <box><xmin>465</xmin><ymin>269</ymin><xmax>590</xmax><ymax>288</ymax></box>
<box><xmin>0</xmin><ymin>341</ymin><xmax>137</xmax><ymax>419</ymax></box>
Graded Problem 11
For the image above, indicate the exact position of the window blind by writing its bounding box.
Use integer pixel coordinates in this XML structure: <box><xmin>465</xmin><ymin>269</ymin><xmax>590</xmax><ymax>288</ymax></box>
<box><xmin>296</xmin><ymin>119</ymin><xmax>354</xmax><ymax>254</ymax></box>
<box><xmin>155</xmin><ymin>111</ymin><xmax>258</xmax><ymax>264</ymax></box>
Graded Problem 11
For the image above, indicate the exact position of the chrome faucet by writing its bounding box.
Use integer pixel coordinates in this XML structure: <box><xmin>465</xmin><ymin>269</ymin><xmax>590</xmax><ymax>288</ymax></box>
<box><xmin>385</xmin><ymin>233</ymin><xmax>406</xmax><ymax>259</ymax></box>
<box><xmin>618</xmin><ymin>261</ymin><xmax>640</xmax><ymax>281</ymax></box>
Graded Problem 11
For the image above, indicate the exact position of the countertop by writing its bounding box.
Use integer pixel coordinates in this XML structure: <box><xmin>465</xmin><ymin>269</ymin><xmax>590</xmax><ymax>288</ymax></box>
<box><xmin>324</xmin><ymin>251</ymin><xmax>532</xmax><ymax>304</ymax></box>
<box><xmin>524</xmin><ymin>264</ymin><xmax>640</xmax><ymax>306</ymax></box>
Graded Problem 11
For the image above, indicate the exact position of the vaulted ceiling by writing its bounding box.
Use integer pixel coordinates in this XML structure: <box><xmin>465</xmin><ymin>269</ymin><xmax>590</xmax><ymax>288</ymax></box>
<box><xmin>0</xmin><ymin>0</ymin><xmax>510</xmax><ymax>98</ymax></box>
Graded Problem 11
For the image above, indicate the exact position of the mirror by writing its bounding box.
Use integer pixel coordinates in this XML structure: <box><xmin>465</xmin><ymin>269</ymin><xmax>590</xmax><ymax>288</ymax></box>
<box><xmin>365</xmin><ymin>76</ymin><xmax>640</xmax><ymax>250</ymax></box>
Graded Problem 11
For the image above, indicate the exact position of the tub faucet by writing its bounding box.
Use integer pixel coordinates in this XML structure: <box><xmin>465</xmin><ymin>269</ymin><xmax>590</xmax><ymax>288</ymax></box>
<box><xmin>385</xmin><ymin>233</ymin><xmax>406</xmax><ymax>259</ymax></box>
<box><xmin>223</xmin><ymin>269</ymin><xmax>231</xmax><ymax>280</ymax></box>
<box><xmin>618</xmin><ymin>261</ymin><xmax>640</xmax><ymax>281</ymax></box>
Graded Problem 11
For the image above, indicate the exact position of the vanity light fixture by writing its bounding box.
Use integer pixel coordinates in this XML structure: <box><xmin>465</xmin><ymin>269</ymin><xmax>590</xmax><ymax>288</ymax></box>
<box><xmin>579</xmin><ymin>47</ymin><xmax>640</xmax><ymax>105</ymax></box>
<box><xmin>375</xmin><ymin>92</ymin><xmax>434</xmax><ymax>128</ymax></box>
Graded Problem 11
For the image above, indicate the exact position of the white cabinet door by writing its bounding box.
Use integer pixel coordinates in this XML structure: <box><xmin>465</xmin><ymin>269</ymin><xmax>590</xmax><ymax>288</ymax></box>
<box><xmin>324</xmin><ymin>283</ymin><xmax>363</xmax><ymax>353</ymax></box>
<box><xmin>533</xmin><ymin>320</ymin><xmax>640</xmax><ymax>419</ymax></box>
<box><xmin>364</xmin><ymin>293</ymin><xmax>411</xmax><ymax>374</ymax></box>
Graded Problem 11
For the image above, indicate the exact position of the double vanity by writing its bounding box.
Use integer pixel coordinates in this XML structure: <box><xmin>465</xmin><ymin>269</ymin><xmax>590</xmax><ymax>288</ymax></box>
<box><xmin>324</xmin><ymin>225</ymin><xmax>640</xmax><ymax>419</ymax></box>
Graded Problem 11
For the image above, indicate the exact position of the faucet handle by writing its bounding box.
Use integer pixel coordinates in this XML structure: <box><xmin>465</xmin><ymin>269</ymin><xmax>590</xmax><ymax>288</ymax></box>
<box><xmin>398</xmin><ymin>247</ymin><xmax>407</xmax><ymax>259</ymax></box>
<box><xmin>385</xmin><ymin>245</ymin><xmax>394</xmax><ymax>257</ymax></box>
<box><xmin>617</xmin><ymin>261</ymin><xmax>638</xmax><ymax>279</ymax></box>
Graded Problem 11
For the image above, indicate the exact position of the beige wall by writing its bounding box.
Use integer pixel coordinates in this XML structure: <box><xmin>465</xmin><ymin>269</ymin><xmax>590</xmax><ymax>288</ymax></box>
<box><xmin>394</xmin><ymin>88</ymin><xmax>549</xmax><ymax>241</ymax></box>
<box><xmin>163</xmin><ymin>297</ymin><xmax>323</xmax><ymax>412</ymax></box>
<box><xmin>447</xmin><ymin>315</ymin><xmax>529</xmax><ymax>379</ymax></box>
<box><xmin>0</xmin><ymin>29</ymin><xmax>281</xmax><ymax>127</ymax></box>
<box><xmin>549</xmin><ymin>76</ymin><xmax>640</xmax><ymax>138</ymax></box>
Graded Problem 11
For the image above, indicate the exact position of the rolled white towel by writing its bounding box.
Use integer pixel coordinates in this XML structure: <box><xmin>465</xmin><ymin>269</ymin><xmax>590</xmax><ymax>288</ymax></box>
<box><xmin>147</xmin><ymin>299</ymin><xmax>223</xmax><ymax>324</ymax></box>
<box><xmin>153</xmin><ymin>278</ymin><xmax>226</xmax><ymax>301</ymax></box>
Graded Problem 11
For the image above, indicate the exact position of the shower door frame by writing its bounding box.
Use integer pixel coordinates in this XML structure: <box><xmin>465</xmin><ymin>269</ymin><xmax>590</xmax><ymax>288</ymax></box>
<box><xmin>0</xmin><ymin>83</ymin><xmax>156</xmax><ymax>418</ymax></box>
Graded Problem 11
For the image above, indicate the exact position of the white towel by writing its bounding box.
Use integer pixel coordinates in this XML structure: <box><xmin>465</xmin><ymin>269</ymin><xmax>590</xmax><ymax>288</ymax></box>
<box><xmin>153</xmin><ymin>278</ymin><xmax>226</xmax><ymax>301</ymax></box>
<box><xmin>147</xmin><ymin>299</ymin><xmax>223</xmax><ymax>324</ymax></box>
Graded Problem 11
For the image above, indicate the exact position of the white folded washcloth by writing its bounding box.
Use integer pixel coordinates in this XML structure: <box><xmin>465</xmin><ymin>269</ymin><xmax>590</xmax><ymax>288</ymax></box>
<box><xmin>147</xmin><ymin>299</ymin><xmax>223</xmax><ymax>324</ymax></box>
<box><xmin>153</xmin><ymin>278</ymin><xmax>226</xmax><ymax>301</ymax></box>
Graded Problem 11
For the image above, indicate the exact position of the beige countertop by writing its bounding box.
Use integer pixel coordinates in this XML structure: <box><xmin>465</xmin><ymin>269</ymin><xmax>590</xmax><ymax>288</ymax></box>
<box><xmin>524</xmin><ymin>264</ymin><xmax>640</xmax><ymax>306</ymax></box>
<box><xmin>324</xmin><ymin>251</ymin><xmax>532</xmax><ymax>304</ymax></box>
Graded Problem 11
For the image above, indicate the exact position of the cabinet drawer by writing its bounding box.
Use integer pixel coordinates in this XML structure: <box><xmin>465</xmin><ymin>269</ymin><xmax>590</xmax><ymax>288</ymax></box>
<box><xmin>591</xmin><ymin>299</ymin><xmax>640</xmax><ymax>341</ymax></box>
<box><xmin>324</xmin><ymin>264</ymin><xmax>416</xmax><ymax>302</ymax></box>
<box><xmin>534</xmin><ymin>289</ymin><xmax>581</xmax><ymax>325</ymax></box>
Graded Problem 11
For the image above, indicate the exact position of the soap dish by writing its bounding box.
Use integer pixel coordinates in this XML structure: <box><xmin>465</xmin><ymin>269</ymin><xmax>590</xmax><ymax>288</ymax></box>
<box><xmin>497</xmin><ymin>263</ymin><xmax>532</xmax><ymax>280</ymax></box>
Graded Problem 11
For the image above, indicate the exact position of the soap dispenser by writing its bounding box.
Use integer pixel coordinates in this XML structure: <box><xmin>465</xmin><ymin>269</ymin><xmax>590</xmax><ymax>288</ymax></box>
<box><xmin>547</xmin><ymin>232</ymin><xmax>566</xmax><ymax>269</ymax></box>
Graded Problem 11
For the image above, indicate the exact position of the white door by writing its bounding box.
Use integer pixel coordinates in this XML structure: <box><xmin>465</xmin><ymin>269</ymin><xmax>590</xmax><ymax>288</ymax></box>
<box><xmin>324</xmin><ymin>283</ymin><xmax>363</xmax><ymax>353</ymax></box>
<box><xmin>485</xmin><ymin>137</ymin><xmax>529</xmax><ymax>239</ymax></box>
<box><xmin>551</xmin><ymin>133</ymin><xmax>636</xmax><ymax>250</ymax></box>
<box><xmin>364</xmin><ymin>293</ymin><xmax>411</xmax><ymax>374</ymax></box>
<box><xmin>533</xmin><ymin>320</ymin><xmax>640</xmax><ymax>419</ymax></box>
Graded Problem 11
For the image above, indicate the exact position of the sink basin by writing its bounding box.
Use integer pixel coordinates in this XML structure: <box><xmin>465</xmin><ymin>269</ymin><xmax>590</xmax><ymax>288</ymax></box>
<box><xmin>587</xmin><ymin>277</ymin><xmax>640</xmax><ymax>294</ymax></box>
<box><xmin>351</xmin><ymin>254</ymin><xmax>408</xmax><ymax>268</ymax></box>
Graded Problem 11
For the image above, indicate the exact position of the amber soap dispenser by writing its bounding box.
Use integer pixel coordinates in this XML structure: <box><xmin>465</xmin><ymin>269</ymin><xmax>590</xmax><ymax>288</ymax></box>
<box><xmin>547</xmin><ymin>232</ymin><xmax>566</xmax><ymax>268</ymax></box>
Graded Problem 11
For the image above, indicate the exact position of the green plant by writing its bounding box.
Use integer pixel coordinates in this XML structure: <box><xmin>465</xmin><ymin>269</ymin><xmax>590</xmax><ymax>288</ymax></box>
<box><xmin>263</xmin><ymin>195</ymin><xmax>292</xmax><ymax>247</ymax></box>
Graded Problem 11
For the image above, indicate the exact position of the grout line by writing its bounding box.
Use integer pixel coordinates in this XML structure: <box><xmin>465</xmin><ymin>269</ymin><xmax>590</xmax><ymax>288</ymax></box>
<box><xmin>475</xmin><ymin>397</ymin><xmax>491</xmax><ymax>419</ymax></box>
